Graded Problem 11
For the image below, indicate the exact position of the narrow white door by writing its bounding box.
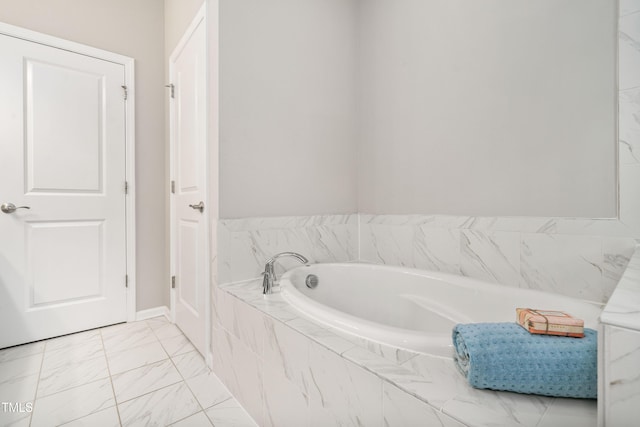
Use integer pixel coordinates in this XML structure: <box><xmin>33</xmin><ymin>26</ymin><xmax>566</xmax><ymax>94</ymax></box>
<box><xmin>0</xmin><ymin>34</ymin><xmax>128</xmax><ymax>348</ymax></box>
<box><xmin>170</xmin><ymin>12</ymin><xmax>208</xmax><ymax>356</ymax></box>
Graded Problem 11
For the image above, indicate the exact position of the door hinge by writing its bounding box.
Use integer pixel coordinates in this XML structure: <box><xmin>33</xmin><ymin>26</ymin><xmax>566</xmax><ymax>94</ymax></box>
<box><xmin>121</xmin><ymin>85</ymin><xmax>128</xmax><ymax>100</ymax></box>
<box><xmin>171</xmin><ymin>276</ymin><xmax>176</xmax><ymax>289</ymax></box>
<box><xmin>171</xmin><ymin>180</ymin><xmax>175</xmax><ymax>194</ymax></box>
<box><xmin>165</xmin><ymin>83</ymin><xmax>175</xmax><ymax>99</ymax></box>
<box><xmin>125</xmin><ymin>274</ymin><xmax>129</xmax><ymax>288</ymax></box>
<box><xmin>125</xmin><ymin>181</ymin><xmax>129</xmax><ymax>195</ymax></box>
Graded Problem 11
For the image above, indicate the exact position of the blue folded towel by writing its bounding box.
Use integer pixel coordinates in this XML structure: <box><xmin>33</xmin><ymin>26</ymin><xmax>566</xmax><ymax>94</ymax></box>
<box><xmin>452</xmin><ymin>323</ymin><xmax>597</xmax><ymax>399</ymax></box>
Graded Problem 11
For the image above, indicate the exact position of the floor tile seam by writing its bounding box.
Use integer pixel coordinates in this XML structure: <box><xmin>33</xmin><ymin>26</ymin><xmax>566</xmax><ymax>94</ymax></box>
<box><xmin>100</xmin><ymin>326</ymin><xmax>155</xmax><ymax>344</ymax></box>
<box><xmin>151</xmin><ymin>325</ymin><xmax>185</xmax><ymax>341</ymax></box>
<box><xmin>40</xmin><ymin>349</ymin><xmax>110</xmax><ymax>375</ymax></box>
<box><xmin>25</xmin><ymin>343</ymin><xmax>45</xmax><ymax>427</ymax></box>
<box><xmin>0</xmin><ymin>347</ymin><xmax>46</xmax><ymax>365</ymax></box>
<box><xmin>54</xmin><ymin>404</ymin><xmax>120</xmax><ymax>427</ymax></box>
<box><xmin>43</xmin><ymin>338</ymin><xmax>104</xmax><ymax>353</ymax></box>
<box><xmin>30</xmin><ymin>377</ymin><xmax>116</xmax><ymax>415</ymax></box>
<box><xmin>166</xmin><ymin>410</ymin><xmax>210</xmax><ymax>427</ymax></box>
<box><xmin>102</xmin><ymin>336</ymin><xmax>161</xmax><ymax>357</ymax></box>
<box><xmin>113</xmin><ymin>376</ymin><xmax>184</xmax><ymax>406</ymax></box>
<box><xmin>99</xmin><ymin>326</ymin><xmax>124</xmax><ymax>427</ymax></box>
<box><xmin>150</xmin><ymin>323</ymin><xmax>185</xmax><ymax>341</ymax></box>
<box><xmin>205</xmin><ymin>401</ymin><xmax>258</xmax><ymax>427</ymax></box>
<box><xmin>165</xmin><ymin>349</ymin><xmax>208</xmax><ymax>418</ymax></box>
<box><xmin>101</xmin><ymin>327</ymin><xmax>158</xmax><ymax>347</ymax></box>
<box><xmin>184</xmin><ymin>368</ymin><xmax>232</xmax><ymax>395</ymax></box>
<box><xmin>100</xmin><ymin>330</ymin><xmax>155</xmax><ymax>348</ymax></box>
<box><xmin>110</xmin><ymin>357</ymin><xmax>176</xmax><ymax>384</ymax></box>
<box><xmin>157</xmin><ymin>331</ymin><xmax>189</xmax><ymax>346</ymax></box>
<box><xmin>115</xmin><ymin>381</ymin><xmax>201</xmax><ymax>426</ymax></box>
<box><xmin>145</xmin><ymin>317</ymin><xmax>171</xmax><ymax>330</ymax></box>
<box><xmin>103</xmin><ymin>336</ymin><xmax>168</xmax><ymax>363</ymax></box>
<box><xmin>203</xmin><ymin>396</ymin><xmax>234</xmax><ymax>412</ymax></box>
<box><xmin>36</xmin><ymin>370</ymin><xmax>112</xmax><ymax>400</ymax></box>
<box><xmin>171</xmin><ymin>349</ymin><xmax>207</xmax><ymax>371</ymax></box>
<box><xmin>160</xmin><ymin>339</ymin><xmax>196</xmax><ymax>359</ymax></box>
<box><xmin>107</xmin><ymin>354</ymin><xmax>172</xmax><ymax>378</ymax></box>
<box><xmin>164</xmin><ymin>347</ymin><xmax>195</xmax><ymax>359</ymax></box>
<box><xmin>45</xmin><ymin>333</ymin><xmax>104</xmax><ymax>353</ymax></box>
<box><xmin>181</xmin><ymin>370</ymin><xmax>230</xmax><ymax>412</ymax></box>
<box><xmin>0</xmin><ymin>352</ymin><xmax>47</xmax><ymax>374</ymax></box>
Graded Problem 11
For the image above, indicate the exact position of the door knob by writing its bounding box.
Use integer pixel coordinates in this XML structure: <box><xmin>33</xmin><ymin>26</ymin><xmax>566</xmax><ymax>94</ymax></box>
<box><xmin>1</xmin><ymin>203</ymin><xmax>31</xmax><ymax>214</ymax></box>
<box><xmin>188</xmin><ymin>201</ymin><xmax>204</xmax><ymax>213</ymax></box>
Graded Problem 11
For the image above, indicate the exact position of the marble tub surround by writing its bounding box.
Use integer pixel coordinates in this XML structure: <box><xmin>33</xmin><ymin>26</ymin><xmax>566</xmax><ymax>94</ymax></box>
<box><xmin>599</xmin><ymin>245</ymin><xmax>640</xmax><ymax>426</ymax></box>
<box><xmin>217</xmin><ymin>214</ymin><xmax>358</xmax><ymax>284</ymax></box>
<box><xmin>212</xmin><ymin>278</ymin><xmax>596</xmax><ymax>427</ymax></box>
<box><xmin>359</xmin><ymin>214</ymin><xmax>637</xmax><ymax>303</ymax></box>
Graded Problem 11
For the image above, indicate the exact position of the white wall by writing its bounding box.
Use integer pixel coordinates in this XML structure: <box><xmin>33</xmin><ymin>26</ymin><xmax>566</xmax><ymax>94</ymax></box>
<box><xmin>357</xmin><ymin>0</ymin><xmax>617</xmax><ymax>218</ymax></box>
<box><xmin>0</xmin><ymin>0</ymin><xmax>167</xmax><ymax>310</ymax></box>
<box><xmin>218</xmin><ymin>0</ymin><xmax>359</xmax><ymax>219</ymax></box>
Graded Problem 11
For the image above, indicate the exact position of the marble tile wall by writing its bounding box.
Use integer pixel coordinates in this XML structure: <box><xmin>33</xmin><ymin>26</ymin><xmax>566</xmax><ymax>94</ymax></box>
<box><xmin>599</xmin><ymin>244</ymin><xmax>640</xmax><ymax>426</ymax></box>
<box><xmin>211</xmin><ymin>277</ymin><xmax>598</xmax><ymax>427</ymax></box>
<box><xmin>217</xmin><ymin>213</ymin><xmax>637</xmax><ymax>303</ymax></box>
<box><xmin>211</xmin><ymin>282</ymin><xmax>474</xmax><ymax>426</ymax></box>
<box><xmin>217</xmin><ymin>214</ymin><xmax>358</xmax><ymax>285</ymax></box>
<box><xmin>600</xmin><ymin>324</ymin><xmax>640</xmax><ymax>427</ymax></box>
<box><xmin>359</xmin><ymin>215</ymin><xmax>638</xmax><ymax>303</ymax></box>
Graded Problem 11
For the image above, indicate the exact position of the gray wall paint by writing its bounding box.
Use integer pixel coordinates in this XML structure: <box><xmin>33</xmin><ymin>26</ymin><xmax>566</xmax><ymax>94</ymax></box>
<box><xmin>218</xmin><ymin>0</ymin><xmax>616</xmax><ymax>219</ymax></box>
<box><xmin>218</xmin><ymin>0</ymin><xmax>359</xmax><ymax>219</ymax></box>
<box><xmin>165</xmin><ymin>0</ymin><xmax>205</xmax><ymax>55</ymax></box>
<box><xmin>357</xmin><ymin>0</ymin><xmax>617</xmax><ymax>217</ymax></box>
<box><xmin>0</xmin><ymin>0</ymin><xmax>167</xmax><ymax>310</ymax></box>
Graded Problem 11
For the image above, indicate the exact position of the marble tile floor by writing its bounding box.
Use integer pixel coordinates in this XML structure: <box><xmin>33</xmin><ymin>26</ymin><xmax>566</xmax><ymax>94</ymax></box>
<box><xmin>0</xmin><ymin>317</ymin><xmax>257</xmax><ymax>427</ymax></box>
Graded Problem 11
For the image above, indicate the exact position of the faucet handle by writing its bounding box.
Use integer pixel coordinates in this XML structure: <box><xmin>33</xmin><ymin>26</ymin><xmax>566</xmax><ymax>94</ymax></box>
<box><xmin>262</xmin><ymin>273</ymin><xmax>270</xmax><ymax>295</ymax></box>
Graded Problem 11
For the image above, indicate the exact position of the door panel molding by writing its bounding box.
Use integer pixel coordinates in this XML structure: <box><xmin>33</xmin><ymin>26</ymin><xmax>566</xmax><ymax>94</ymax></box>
<box><xmin>0</xmin><ymin>21</ymin><xmax>137</xmax><ymax>323</ymax></box>
<box><xmin>169</xmin><ymin>3</ymin><xmax>211</xmax><ymax>363</ymax></box>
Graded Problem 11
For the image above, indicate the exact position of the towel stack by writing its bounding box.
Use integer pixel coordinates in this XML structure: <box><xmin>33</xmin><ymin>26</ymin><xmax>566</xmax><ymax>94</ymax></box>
<box><xmin>452</xmin><ymin>322</ymin><xmax>597</xmax><ymax>399</ymax></box>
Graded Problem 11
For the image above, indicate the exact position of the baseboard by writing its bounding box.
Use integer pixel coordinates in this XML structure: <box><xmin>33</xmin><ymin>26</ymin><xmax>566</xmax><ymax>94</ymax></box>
<box><xmin>136</xmin><ymin>306</ymin><xmax>171</xmax><ymax>322</ymax></box>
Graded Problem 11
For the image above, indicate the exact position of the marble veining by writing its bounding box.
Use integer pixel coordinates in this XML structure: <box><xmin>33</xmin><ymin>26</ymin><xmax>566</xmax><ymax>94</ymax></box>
<box><xmin>620</xmin><ymin>0</ymin><xmax>640</xmax><ymax>17</ymax></box>
<box><xmin>37</xmin><ymin>353</ymin><xmax>110</xmax><ymax>398</ymax></box>
<box><xmin>306</xmin><ymin>340</ymin><xmax>383</xmax><ymax>427</ymax></box>
<box><xmin>218</xmin><ymin>214</ymin><xmax>358</xmax><ymax>284</ymax></box>
<box><xmin>110</xmin><ymin>358</ymin><xmax>182</xmax><ymax>404</ymax></box>
<box><xmin>414</xmin><ymin>226</ymin><xmax>461</xmax><ymax>274</ymax></box>
<box><xmin>30</xmin><ymin>378</ymin><xmax>115</xmax><ymax>427</ymax></box>
<box><xmin>217</xmin><ymin>279</ymin><xmax>596</xmax><ymax>427</ymax></box>
<box><xmin>600</xmin><ymin>245</ymin><xmax>640</xmax><ymax>328</ymax></box>
<box><xmin>118</xmin><ymin>381</ymin><xmax>200</xmax><ymax>426</ymax></box>
<box><xmin>358</xmin><ymin>218</ymin><xmax>633</xmax><ymax>302</ymax></box>
<box><xmin>220</xmin><ymin>211</ymin><xmax>637</xmax><ymax>303</ymax></box>
<box><xmin>460</xmin><ymin>230</ymin><xmax>521</xmax><ymax>287</ymax></box>
<box><xmin>619</xmin><ymin>88</ymin><xmax>640</xmax><ymax>165</ymax></box>
<box><xmin>605</xmin><ymin>326</ymin><xmax>640</xmax><ymax>426</ymax></box>
<box><xmin>520</xmin><ymin>234</ymin><xmax>605</xmax><ymax>301</ymax></box>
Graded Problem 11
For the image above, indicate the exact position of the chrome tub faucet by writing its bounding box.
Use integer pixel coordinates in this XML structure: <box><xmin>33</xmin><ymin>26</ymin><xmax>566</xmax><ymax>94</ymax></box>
<box><xmin>262</xmin><ymin>252</ymin><xmax>309</xmax><ymax>294</ymax></box>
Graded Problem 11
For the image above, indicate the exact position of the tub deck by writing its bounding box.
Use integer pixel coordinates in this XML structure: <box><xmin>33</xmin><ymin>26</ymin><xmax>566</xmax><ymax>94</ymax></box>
<box><xmin>217</xmin><ymin>277</ymin><xmax>596</xmax><ymax>427</ymax></box>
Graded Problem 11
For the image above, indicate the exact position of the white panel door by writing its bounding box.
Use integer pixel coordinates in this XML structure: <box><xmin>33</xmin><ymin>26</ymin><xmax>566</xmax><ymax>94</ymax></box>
<box><xmin>0</xmin><ymin>34</ymin><xmax>127</xmax><ymax>348</ymax></box>
<box><xmin>171</xmin><ymin>13</ymin><xmax>208</xmax><ymax>356</ymax></box>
